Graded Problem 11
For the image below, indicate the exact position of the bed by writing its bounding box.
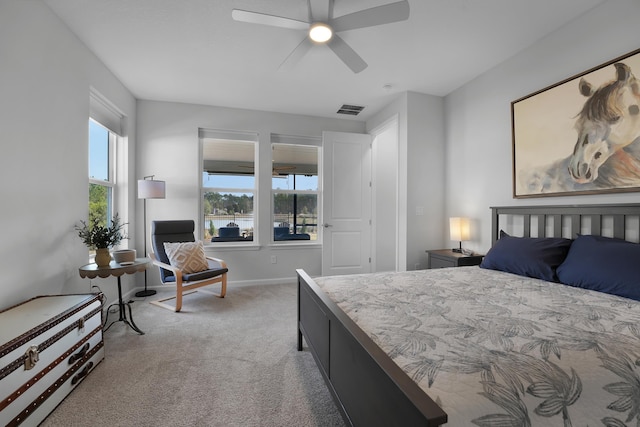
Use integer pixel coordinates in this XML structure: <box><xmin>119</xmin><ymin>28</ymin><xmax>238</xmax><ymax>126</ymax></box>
<box><xmin>297</xmin><ymin>203</ymin><xmax>640</xmax><ymax>426</ymax></box>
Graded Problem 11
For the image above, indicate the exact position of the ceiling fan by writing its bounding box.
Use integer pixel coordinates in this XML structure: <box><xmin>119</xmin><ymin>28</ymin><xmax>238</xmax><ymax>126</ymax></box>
<box><xmin>231</xmin><ymin>0</ymin><xmax>410</xmax><ymax>73</ymax></box>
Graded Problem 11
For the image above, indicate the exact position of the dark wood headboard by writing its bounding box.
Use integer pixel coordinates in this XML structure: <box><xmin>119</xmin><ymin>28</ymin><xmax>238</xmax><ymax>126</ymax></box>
<box><xmin>491</xmin><ymin>204</ymin><xmax>640</xmax><ymax>245</ymax></box>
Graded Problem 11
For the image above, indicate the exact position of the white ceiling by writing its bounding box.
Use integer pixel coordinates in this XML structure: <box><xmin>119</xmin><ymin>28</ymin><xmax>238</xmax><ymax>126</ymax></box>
<box><xmin>44</xmin><ymin>0</ymin><xmax>606</xmax><ymax>121</ymax></box>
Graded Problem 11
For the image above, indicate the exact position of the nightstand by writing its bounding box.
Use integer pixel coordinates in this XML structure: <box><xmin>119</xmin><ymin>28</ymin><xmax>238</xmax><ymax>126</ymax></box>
<box><xmin>426</xmin><ymin>249</ymin><xmax>484</xmax><ymax>269</ymax></box>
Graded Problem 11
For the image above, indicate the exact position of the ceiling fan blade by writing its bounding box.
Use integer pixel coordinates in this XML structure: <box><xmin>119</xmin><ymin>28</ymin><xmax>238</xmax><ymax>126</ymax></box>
<box><xmin>327</xmin><ymin>34</ymin><xmax>367</xmax><ymax>73</ymax></box>
<box><xmin>330</xmin><ymin>0</ymin><xmax>410</xmax><ymax>32</ymax></box>
<box><xmin>307</xmin><ymin>0</ymin><xmax>333</xmax><ymax>22</ymax></box>
<box><xmin>232</xmin><ymin>9</ymin><xmax>309</xmax><ymax>31</ymax></box>
<box><xmin>279</xmin><ymin>37</ymin><xmax>314</xmax><ymax>71</ymax></box>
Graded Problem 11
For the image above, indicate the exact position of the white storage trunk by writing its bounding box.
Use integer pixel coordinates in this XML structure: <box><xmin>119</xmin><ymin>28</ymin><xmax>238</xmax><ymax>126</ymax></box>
<box><xmin>0</xmin><ymin>294</ymin><xmax>105</xmax><ymax>426</ymax></box>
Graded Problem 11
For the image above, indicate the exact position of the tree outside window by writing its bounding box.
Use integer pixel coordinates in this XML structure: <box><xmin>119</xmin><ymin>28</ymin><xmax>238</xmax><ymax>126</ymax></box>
<box><xmin>201</xmin><ymin>132</ymin><xmax>256</xmax><ymax>242</ymax></box>
<box><xmin>88</xmin><ymin>119</ymin><xmax>116</xmax><ymax>254</ymax></box>
<box><xmin>272</xmin><ymin>143</ymin><xmax>319</xmax><ymax>242</ymax></box>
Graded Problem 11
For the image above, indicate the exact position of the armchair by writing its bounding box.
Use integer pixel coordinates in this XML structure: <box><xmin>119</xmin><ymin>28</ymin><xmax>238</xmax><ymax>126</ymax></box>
<box><xmin>149</xmin><ymin>220</ymin><xmax>228</xmax><ymax>312</ymax></box>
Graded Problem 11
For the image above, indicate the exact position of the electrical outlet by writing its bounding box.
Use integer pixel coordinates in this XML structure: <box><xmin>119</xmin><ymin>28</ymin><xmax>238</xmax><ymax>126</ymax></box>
<box><xmin>415</xmin><ymin>263</ymin><xmax>420</xmax><ymax>270</ymax></box>
<box><xmin>271</xmin><ymin>255</ymin><xmax>277</xmax><ymax>264</ymax></box>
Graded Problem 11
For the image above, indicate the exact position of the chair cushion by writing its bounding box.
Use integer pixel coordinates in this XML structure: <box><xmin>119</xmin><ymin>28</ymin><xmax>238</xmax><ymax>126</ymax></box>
<box><xmin>275</xmin><ymin>233</ymin><xmax>311</xmax><ymax>241</ymax></box>
<box><xmin>274</xmin><ymin>226</ymin><xmax>289</xmax><ymax>237</ymax></box>
<box><xmin>211</xmin><ymin>236</ymin><xmax>252</xmax><ymax>242</ymax></box>
<box><xmin>164</xmin><ymin>259</ymin><xmax>229</xmax><ymax>283</ymax></box>
<box><xmin>219</xmin><ymin>227</ymin><xmax>240</xmax><ymax>238</ymax></box>
<box><xmin>163</xmin><ymin>241</ymin><xmax>209</xmax><ymax>274</ymax></box>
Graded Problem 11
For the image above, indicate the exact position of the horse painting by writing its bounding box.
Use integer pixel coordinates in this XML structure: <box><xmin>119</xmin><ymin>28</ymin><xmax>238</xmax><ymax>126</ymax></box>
<box><xmin>514</xmin><ymin>56</ymin><xmax>640</xmax><ymax>197</ymax></box>
<box><xmin>568</xmin><ymin>62</ymin><xmax>640</xmax><ymax>185</ymax></box>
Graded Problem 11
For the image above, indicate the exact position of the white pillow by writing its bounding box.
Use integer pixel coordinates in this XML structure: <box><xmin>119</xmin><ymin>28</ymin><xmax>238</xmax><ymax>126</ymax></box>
<box><xmin>163</xmin><ymin>241</ymin><xmax>209</xmax><ymax>274</ymax></box>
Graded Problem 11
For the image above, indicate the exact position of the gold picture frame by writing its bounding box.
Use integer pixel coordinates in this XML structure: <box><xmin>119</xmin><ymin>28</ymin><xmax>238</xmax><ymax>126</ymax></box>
<box><xmin>512</xmin><ymin>48</ymin><xmax>640</xmax><ymax>198</ymax></box>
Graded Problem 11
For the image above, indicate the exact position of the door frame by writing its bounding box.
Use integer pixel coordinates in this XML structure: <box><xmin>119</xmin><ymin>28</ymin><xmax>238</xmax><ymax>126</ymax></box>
<box><xmin>369</xmin><ymin>115</ymin><xmax>400</xmax><ymax>272</ymax></box>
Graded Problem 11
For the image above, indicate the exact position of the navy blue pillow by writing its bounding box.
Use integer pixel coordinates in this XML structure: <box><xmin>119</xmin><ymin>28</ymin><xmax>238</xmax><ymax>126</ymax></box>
<box><xmin>480</xmin><ymin>231</ymin><xmax>572</xmax><ymax>282</ymax></box>
<box><xmin>557</xmin><ymin>235</ymin><xmax>640</xmax><ymax>301</ymax></box>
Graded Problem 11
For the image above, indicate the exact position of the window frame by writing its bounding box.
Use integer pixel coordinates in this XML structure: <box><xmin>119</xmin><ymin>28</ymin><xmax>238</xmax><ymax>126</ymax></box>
<box><xmin>200</xmin><ymin>129</ymin><xmax>258</xmax><ymax>245</ymax></box>
<box><xmin>270</xmin><ymin>139</ymin><xmax>321</xmax><ymax>245</ymax></box>
<box><xmin>89</xmin><ymin>118</ymin><xmax>116</xmax><ymax>223</ymax></box>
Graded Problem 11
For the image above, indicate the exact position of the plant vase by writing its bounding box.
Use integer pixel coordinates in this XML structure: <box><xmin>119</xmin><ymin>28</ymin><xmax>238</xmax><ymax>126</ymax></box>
<box><xmin>95</xmin><ymin>248</ymin><xmax>111</xmax><ymax>267</ymax></box>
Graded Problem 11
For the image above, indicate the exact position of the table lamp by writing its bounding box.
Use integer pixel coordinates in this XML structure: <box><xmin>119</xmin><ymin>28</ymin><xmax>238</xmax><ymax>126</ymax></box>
<box><xmin>450</xmin><ymin>217</ymin><xmax>470</xmax><ymax>253</ymax></box>
<box><xmin>136</xmin><ymin>176</ymin><xmax>166</xmax><ymax>297</ymax></box>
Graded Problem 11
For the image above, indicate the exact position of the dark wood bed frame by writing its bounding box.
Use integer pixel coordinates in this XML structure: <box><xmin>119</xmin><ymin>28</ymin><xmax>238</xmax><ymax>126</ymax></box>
<box><xmin>297</xmin><ymin>203</ymin><xmax>640</xmax><ymax>426</ymax></box>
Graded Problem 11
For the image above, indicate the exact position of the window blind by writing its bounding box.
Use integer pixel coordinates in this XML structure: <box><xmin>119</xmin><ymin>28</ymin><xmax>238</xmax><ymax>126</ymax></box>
<box><xmin>90</xmin><ymin>89</ymin><xmax>124</xmax><ymax>136</ymax></box>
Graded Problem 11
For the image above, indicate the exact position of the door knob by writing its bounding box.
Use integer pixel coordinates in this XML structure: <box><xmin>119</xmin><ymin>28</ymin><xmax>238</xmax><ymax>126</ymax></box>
<box><xmin>322</xmin><ymin>223</ymin><xmax>333</xmax><ymax>228</ymax></box>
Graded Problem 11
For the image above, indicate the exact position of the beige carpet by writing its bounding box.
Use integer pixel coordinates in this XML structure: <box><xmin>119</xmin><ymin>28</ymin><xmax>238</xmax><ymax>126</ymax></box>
<box><xmin>41</xmin><ymin>283</ymin><xmax>346</xmax><ymax>427</ymax></box>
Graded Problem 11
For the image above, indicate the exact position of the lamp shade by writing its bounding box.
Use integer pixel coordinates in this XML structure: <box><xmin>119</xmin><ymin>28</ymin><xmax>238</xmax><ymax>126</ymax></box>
<box><xmin>450</xmin><ymin>217</ymin><xmax>471</xmax><ymax>242</ymax></box>
<box><xmin>138</xmin><ymin>179</ymin><xmax>166</xmax><ymax>199</ymax></box>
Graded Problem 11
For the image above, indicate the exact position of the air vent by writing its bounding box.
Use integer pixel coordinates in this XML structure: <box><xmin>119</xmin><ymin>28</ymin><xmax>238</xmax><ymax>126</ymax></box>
<box><xmin>336</xmin><ymin>104</ymin><xmax>365</xmax><ymax>116</ymax></box>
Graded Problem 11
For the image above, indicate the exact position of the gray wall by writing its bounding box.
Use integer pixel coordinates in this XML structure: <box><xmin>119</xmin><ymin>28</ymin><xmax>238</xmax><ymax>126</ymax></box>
<box><xmin>138</xmin><ymin>90</ymin><xmax>446</xmax><ymax>280</ymax></box>
<box><xmin>3</xmin><ymin>0</ymin><xmax>639</xmax><ymax>310</ymax></box>
<box><xmin>371</xmin><ymin>118</ymin><xmax>399</xmax><ymax>272</ymax></box>
<box><xmin>136</xmin><ymin>100</ymin><xmax>365</xmax><ymax>287</ymax></box>
<box><xmin>445</xmin><ymin>0</ymin><xmax>640</xmax><ymax>254</ymax></box>
<box><xmin>366</xmin><ymin>92</ymin><xmax>446</xmax><ymax>271</ymax></box>
<box><xmin>0</xmin><ymin>0</ymin><xmax>137</xmax><ymax>310</ymax></box>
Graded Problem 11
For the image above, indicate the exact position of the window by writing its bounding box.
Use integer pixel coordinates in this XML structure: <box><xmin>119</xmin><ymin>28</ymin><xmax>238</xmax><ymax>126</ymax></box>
<box><xmin>201</xmin><ymin>130</ymin><xmax>257</xmax><ymax>243</ymax></box>
<box><xmin>271</xmin><ymin>142</ymin><xmax>319</xmax><ymax>242</ymax></box>
<box><xmin>88</xmin><ymin>119</ymin><xmax>116</xmax><ymax>233</ymax></box>
<box><xmin>85</xmin><ymin>90</ymin><xmax>125</xmax><ymax>258</ymax></box>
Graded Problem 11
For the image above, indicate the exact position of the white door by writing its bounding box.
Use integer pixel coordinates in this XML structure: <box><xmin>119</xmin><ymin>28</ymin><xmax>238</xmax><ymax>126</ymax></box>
<box><xmin>322</xmin><ymin>131</ymin><xmax>372</xmax><ymax>276</ymax></box>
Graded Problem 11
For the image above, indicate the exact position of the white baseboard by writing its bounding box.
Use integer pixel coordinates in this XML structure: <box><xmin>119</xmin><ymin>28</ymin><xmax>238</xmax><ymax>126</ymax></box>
<box><xmin>109</xmin><ymin>277</ymin><xmax>298</xmax><ymax>308</ymax></box>
<box><xmin>223</xmin><ymin>277</ymin><xmax>298</xmax><ymax>287</ymax></box>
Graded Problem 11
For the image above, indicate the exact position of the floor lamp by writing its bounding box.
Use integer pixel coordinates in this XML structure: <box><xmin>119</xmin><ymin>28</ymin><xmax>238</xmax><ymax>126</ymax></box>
<box><xmin>136</xmin><ymin>176</ymin><xmax>166</xmax><ymax>297</ymax></box>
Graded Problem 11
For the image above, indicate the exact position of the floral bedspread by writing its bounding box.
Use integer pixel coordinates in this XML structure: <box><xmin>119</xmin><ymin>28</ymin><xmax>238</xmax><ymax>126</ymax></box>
<box><xmin>314</xmin><ymin>267</ymin><xmax>640</xmax><ymax>427</ymax></box>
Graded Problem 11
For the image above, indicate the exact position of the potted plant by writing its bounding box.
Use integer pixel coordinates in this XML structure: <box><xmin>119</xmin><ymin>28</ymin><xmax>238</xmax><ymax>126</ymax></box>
<box><xmin>76</xmin><ymin>213</ymin><xmax>127</xmax><ymax>267</ymax></box>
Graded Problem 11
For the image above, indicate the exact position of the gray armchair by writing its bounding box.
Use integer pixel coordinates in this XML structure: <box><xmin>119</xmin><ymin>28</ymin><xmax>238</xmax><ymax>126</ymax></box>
<box><xmin>149</xmin><ymin>220</ymin><xmax>228</xmax><ymax>312</ymax></box>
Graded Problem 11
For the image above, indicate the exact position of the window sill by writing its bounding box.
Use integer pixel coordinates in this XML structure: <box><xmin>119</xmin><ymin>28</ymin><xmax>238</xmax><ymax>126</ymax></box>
<box><xmin>203</xmin><ymin>241</ymin><xmax>321</xmax><ymax>251</ymax></box>
<box><xmin>204</xmin><ymin>243</ymin><xmax>260</xmax><ymax>252</ymax></box>
<box><xmin>269</xmin><ymin>242</ymin><xmax>321</xmax><ymax>249</ymax></box>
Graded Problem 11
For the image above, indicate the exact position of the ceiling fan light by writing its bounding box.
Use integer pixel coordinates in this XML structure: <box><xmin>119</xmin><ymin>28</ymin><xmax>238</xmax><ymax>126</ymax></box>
<box><xmin>309</xmin><ymin>23</ymin><xmax>333</xmax><ymax>43</ymax></box>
